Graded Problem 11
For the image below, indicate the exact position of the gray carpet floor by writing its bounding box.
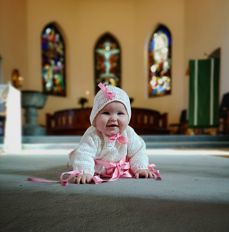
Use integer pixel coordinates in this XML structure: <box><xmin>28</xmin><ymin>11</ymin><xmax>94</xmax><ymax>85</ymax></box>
<box><xmin>0</xmin><ymin>149</ymin><xmax>229</xmax><ymax>232</ymax></box>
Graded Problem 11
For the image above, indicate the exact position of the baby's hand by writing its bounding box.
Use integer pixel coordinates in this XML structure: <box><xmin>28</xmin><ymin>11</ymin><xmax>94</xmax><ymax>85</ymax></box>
<box><xmin>75</xmin><ymin>173</ymin><xmax>93</xmax><ymax>184</ymax></box>
<box><xmin>135</xmin><ymin>169</ymin><xmax>153</xmax><ymax>179</ymax></box>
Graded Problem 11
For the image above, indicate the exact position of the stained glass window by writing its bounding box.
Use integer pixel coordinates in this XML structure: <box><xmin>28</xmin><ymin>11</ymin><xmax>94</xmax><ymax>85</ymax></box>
<box><xmin>94</xmin><ymin>32</ymin><xmax>121</xmax><ymax>93</ymax></box>
<box><xmin>41</xmin><ymin>23</ymin><xmax>66</xmax><ymax>96</ymax></box>
<box><xmin>148</xmin><ymin>24</ymin><xmax>172</xmax><ymax>97</ymax></box>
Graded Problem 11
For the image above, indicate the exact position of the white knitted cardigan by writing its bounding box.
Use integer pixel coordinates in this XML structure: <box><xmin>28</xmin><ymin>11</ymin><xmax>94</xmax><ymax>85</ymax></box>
<box><xmin>69</xmin><ymin>126</ymin><xmax>149</xmax><ymax>176</ymax></box>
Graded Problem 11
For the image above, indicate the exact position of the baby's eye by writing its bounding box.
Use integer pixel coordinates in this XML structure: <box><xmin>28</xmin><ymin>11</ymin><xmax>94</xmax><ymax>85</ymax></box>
<box><xmin>118</xmin><ymin>112</ymin><xmax>125</xmax><ymax>115</ymax></box>
<box><xmin>102</xmin><ymin>111</ymin><xmax>110</xmax><ymax>115</ymax></box>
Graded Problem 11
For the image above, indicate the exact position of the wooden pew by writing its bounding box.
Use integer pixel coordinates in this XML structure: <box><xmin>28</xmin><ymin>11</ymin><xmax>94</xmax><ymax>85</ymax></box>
<box><xmin>46</xmin><ymin>107</ymin><xmax>169</xmax><ymax>135</ymax></box>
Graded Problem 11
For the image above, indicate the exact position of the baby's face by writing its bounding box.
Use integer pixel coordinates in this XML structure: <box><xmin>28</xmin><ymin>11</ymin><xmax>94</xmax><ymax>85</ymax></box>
<box><xmin>94</xmin><ymin>101</ymin><xmax>129</xmax><ymax>137</ymax></box>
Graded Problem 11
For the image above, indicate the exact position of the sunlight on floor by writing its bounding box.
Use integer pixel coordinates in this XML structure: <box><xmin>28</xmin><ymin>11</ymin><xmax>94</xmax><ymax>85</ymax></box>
<box><xmin>146</xmin><ymin>149</ymin><xmax>229</xmax><ymax>156</ymax></box>
<box><xmin>1</xmin><ymin>145</ymin><xmax>229</xmax><ymax>157</ymax></box>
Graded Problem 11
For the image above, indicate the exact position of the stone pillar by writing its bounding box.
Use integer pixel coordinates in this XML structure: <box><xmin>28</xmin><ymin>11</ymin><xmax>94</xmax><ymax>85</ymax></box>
<box><xmin>22</xmin><ymin>90</ymin><xmax>47</xmax><ymax>135</ymax></box>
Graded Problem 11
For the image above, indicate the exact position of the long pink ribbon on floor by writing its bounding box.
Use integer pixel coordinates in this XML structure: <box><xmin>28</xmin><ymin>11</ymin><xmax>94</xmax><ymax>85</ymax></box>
<box><xmin>27</xmin><ymin>157</ymin><xmax>161</xmax><ymax>186</ymax></box>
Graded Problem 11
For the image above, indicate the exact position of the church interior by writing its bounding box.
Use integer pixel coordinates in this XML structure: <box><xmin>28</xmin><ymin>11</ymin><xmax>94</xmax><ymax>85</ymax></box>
<box><xmin>0</xmin><ymin>0</ymin><xmax>229</xmax><ymax>231</ymax></box>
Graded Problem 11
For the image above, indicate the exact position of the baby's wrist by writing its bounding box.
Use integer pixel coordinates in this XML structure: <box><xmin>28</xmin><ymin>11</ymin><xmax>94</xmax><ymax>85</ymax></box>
<box><xmin>131</xmin><ymin>166</ymin><xmax>148</xmax><ymax>174</ymax></box>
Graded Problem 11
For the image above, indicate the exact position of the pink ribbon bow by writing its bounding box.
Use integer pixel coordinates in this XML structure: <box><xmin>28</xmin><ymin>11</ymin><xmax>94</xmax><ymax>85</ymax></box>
<box><xmin>58</xmin><ymin>157</ymin><xmax>131</xmax><ymax>185</ymax></box>
<box><xmin>108</xmin><ymin>133</ymin><xmax>128</xmax><ymax>144</ymax></box>
<box><xmin>94</xmin><ymin>157</ymin><xmax>132</xmax><ymax>182</ymax></box>
<box><xmin>98</xmin><ymin>82</ymin><xmax>115</xmax><ymax>100</ymax></box>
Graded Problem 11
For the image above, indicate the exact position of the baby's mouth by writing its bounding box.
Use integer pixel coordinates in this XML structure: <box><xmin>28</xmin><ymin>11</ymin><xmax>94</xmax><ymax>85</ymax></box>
<box><xmin>107</xmin><ymin>124</ymin><xmax>119</xmax><ymax>133</ymax></box>
<box><xmin>107</xmin><ymin>124</ymin><xmax>119</xmax><ymax>128</ymax></box>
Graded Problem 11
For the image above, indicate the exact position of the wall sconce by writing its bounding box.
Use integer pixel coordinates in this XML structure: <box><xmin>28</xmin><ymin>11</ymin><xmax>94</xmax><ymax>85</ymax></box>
<box><xmin>11</xmin><ymin>69</ymin><xmax>24</xmax><ymax>89</ymax></box>
<box><xmin>129</xmin><ymin>97</ymin><xmax>134</xmax><ymax>106</ymax></box>
<box><xmin>78</xmin><ymin>97</ymin><xmax>88</xmax><ymax>108</ymax></box>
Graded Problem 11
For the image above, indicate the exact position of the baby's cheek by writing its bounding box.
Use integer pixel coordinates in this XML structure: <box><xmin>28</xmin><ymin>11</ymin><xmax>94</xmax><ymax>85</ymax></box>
<box><xmin>120</xmin><ymin>123</ymin><xmax>128</xmax><ymax>132</ymax></box>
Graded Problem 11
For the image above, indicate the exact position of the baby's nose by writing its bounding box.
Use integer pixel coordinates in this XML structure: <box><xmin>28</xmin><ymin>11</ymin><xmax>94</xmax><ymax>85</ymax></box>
<box><xmin>110</xmin><ymin>114</ymin><xmax>118</xmax><ymax>121</ymax></box>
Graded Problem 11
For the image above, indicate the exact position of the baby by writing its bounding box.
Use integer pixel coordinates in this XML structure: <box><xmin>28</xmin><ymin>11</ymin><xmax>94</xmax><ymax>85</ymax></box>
<box><xmin>67</xmin><ymin>83</ymin><xmax>161</xmax><ymax>184</ymax></box>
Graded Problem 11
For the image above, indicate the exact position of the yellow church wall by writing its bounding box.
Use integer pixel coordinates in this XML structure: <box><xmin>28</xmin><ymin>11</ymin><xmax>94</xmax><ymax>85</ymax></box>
<box><xmin>25</xmin><ymin>0</ymin><xmax>186</xmax><ymax>126</ymax></box>
<box><xmin>131</xmin><ymin>0</ymin><xmax>185</xmax><ymax>126</ymax></box>
<box><xmin>0</xmin><ymin>0</ymin><xmax>228</xmax><ymax>128</ymax></box>
<box><xmin>0</xmin><ymin>0</ymin><xmax>28</xmax><ymax>86</ymax></box>
<box><xmin>185</xmin><ymin>0</ymin><xmax>229</xmax><ymax>108</ymax></box>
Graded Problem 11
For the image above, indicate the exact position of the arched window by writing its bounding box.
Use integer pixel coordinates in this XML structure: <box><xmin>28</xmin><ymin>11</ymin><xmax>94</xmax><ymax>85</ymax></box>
<box><xmin>41</xmin><ymin>22</ymin><xmax>66</xmax><ymax>96</ymax></box>
<box><xmin>94</xmin><ymin>32</ymin><xmax>121</xmax><ymax>93</ymax></box>
<box><xmin>148</xmin><ymin>24</ymin><xmax>172</xmax><ymax>97</ymax></box>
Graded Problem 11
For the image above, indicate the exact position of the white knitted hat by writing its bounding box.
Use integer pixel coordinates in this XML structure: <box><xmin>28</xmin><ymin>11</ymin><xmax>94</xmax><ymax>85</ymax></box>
<box><xmin>90</xmin><ymin>83</ymin><xmax>131</xmax><ymax>125</ymax></box>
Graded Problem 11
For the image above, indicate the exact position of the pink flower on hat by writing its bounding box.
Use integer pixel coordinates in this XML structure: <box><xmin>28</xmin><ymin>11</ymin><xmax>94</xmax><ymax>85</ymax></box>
<box><xmin>98</xmin><ymin>83</ymin><xmax>116</xmax><ymax>100</ymax></box>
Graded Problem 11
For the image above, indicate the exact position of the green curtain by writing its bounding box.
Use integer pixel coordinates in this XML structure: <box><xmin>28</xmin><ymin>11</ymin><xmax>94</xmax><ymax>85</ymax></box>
<box><xmin>188</xmin><ymin>58</ymin><xmax>220</xmax><ymax>128</ymax></box>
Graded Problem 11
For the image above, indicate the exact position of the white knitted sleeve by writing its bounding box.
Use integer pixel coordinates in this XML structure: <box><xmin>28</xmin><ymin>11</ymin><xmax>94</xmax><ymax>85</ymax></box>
<box><xmin>126</xmin><ymin>126</ymin><xmax>149</xmax><ymax>173</ymax></box>
<box><xmin>69</xmin><ymin>127</ymin><xmax>99</xmax><ymax>175</ymax></box>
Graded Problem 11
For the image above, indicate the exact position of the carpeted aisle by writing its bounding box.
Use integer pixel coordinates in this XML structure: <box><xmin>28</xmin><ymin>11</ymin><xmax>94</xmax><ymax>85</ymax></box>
<box><xmin>0</xmin><ymin>150</ymin><xmax>229</xmax><ymax>232</ymax></box>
